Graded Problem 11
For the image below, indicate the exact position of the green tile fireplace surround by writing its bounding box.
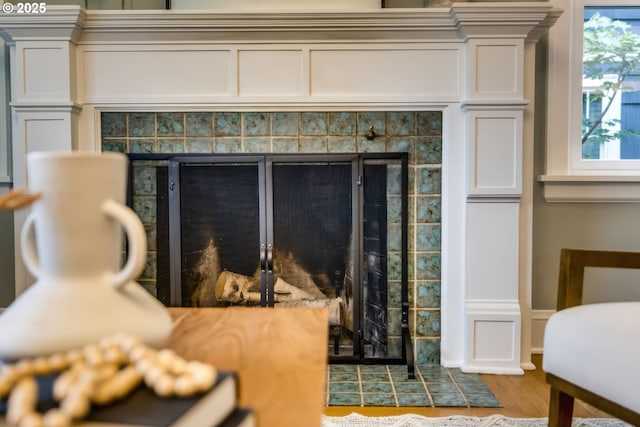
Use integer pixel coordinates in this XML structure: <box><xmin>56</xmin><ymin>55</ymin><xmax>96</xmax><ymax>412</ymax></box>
<box><xmin>101</xmin><ymin>111</ymin><xmax>442</xmax><ymax>365</ymax></box>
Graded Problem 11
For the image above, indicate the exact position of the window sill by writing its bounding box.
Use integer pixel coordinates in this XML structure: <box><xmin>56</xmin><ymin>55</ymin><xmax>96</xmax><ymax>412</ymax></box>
<box><xmin>538</xmin><ymin>175</ymin><xmax>640</xmax><ymax>203</ymax></box>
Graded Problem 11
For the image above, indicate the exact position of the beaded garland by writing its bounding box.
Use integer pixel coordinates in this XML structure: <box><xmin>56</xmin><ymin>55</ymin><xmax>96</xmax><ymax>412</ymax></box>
<box><xmin>0</xmin><ymin>334</ymin><xmax>217</xmax><ymax>427</ymax></box>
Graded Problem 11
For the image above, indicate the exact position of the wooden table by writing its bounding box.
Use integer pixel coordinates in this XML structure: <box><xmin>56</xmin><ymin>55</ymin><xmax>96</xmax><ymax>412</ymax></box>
<box><xmin>165</xmin><ymin>307</ymin><xmax>329</xmax><ymax>427</ymax></box>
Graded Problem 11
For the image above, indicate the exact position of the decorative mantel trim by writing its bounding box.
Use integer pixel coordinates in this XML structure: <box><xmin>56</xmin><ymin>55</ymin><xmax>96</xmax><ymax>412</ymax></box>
<box><xmin>0</xmin><ymin>3</ymin><xmax>559</xmax><ymax>43</ymax></box>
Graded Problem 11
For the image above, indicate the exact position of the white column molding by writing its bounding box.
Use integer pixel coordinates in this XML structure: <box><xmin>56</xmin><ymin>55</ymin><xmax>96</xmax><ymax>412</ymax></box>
<box><xmin>452</xmin><ymin>3</ymin><xmax>560</xmax><ymax>373</ymax></box>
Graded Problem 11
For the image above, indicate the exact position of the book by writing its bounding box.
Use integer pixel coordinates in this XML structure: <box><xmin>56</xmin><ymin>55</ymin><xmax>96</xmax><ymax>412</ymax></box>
<box><xmin>217</xmin><ymin>408</ymin><xmax>255</xmax><ymax>427</ymax></box>
<box><xmin>0</xmin><ymin>371</ymin><xmax>239</xmax><ymax>427</ymax></box>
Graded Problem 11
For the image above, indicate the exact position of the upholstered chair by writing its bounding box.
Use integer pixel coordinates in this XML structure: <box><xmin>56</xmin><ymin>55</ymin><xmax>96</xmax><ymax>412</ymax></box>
<box><xmin>543</xmin><ymin>248</ymin><xmax>640</xmax><ymax>427</ymax></box>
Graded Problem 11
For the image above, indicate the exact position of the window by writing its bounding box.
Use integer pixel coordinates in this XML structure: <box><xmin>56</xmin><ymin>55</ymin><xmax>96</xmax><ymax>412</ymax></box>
<box><xmin>542</xmin><ymin>0</ymin><xmax>640</xmax><ymax>202</ymax></box>
<box><xmin>581</xmin><ymin>7</ymin><xmax>640</xmax><ymax>161</ymax></box>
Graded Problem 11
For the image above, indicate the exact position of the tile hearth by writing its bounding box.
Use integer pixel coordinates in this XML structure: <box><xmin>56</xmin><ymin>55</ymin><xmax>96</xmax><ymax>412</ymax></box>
<box><xmin>326</xmin><ymin>364</ymin><xmax>500</xmax><ymax>408</ymax></box>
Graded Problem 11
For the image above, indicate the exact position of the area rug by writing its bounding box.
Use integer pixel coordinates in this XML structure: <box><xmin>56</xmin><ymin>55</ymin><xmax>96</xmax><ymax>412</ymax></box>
<box><xmin>321</xmin><ymin>414</ymin><xmax>632</xmax><ymax>427</ymax></box>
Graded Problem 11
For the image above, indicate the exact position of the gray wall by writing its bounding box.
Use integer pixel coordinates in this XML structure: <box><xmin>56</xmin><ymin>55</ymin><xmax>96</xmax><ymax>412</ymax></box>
<box><xmin>532</xmin><ymin>36</ymin><xmax>640</xmax><ymax>310</ymax></box>
<box><xmin>0</xmin><ymin>191</ymin><xmax>15</xmax><ymax>307</ymax></box>
<box><xmin>0</xmin><ymin>38</ymin><xmax>14</xmax><ymax>306</ymax></box>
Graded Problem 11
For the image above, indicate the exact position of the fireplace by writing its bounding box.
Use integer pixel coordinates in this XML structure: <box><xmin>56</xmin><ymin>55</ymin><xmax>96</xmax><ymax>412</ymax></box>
<box><xmin>1</xmin><ymin>4</ymin><xmax>560</xmax><ymax>374</ymax></box>
<box><xmin>117</xmin><ymin>111</ymin><xmax>425</xmax><ymax>365</ymax></box>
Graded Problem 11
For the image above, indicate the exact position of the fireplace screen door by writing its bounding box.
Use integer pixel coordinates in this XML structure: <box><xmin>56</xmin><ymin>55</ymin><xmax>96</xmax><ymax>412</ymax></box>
<box><xmin>128</xmin><ymin>153</ymin><xmax>410</xmax><ymax>365</ymax></box>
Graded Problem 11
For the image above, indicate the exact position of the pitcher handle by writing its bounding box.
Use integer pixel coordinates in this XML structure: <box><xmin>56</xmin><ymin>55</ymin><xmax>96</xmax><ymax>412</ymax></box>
<box><xmin>102</xmin><ymin>199</ymin><xmax>147</xmax><ymax>289</ymax></box>
<box><xmin>20</xmin><ymin>211</ymin><xmax>40</xmax><ymax>278</ymax></box>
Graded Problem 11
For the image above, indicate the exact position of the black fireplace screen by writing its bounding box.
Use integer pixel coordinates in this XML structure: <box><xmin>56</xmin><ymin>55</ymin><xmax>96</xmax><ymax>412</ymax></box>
<box><xmin>128</xmin><ymin>153</ymin><xmax>410</xmax><ymax>365</ymax></box>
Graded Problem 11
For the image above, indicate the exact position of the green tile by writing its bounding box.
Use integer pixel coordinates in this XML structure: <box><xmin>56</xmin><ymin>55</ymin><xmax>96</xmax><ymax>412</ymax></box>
<box><xmin>414</xmin><ymin>338</ymin><xmax>441</xmax><ymax>365</ymax></box>
<box><xmin>359</xmin><ymin>365</ymin><xmax>388</xmax><ymax>374</ymax></box>
<box><xmin>330</xmin><ymin>372</ymin><xmax>358</xmax><ymax>382</ymax></box>
<box><xmin>214</xmin><ymin>138</ymin><xmax>242</xmax><ymax>153</ymax></box>
<box><xmin>420</xmin><ymin>372</ymin><xmax>451</xmax><ymax>384</ymax></box>
<box><xmin>363</xmin><ymin>394</ymin><xmax>396</xmax><ymax>406</ymax></box>
<box><xmin>387</xmin><ymin>308</ymin><xmax>402</xmax><ymax>336</ymax></box>
<box><xmin>157</xmin><ymin>112</ymin><xmax>184</xmax><ymax>137</ymax></box>
<box><xmin>427</xmin><ymin>383</ymin><xmax>458</xmax><ymax>394</ymax></box>
<box><xmin>358</xmin><ymin>136</ymin><xmax>386</xmax><ymax>153</ymax></box>
<box><xmin>244</xmin><ymin>112</ymin><xmax>270</xmax><ymax>136</ymax></box>
<box><xmin>101</xmin><ymin>112</ymin><xmax>126</xmax><ymax>137</ymax></box>
<box><xmin>329</xmin><ymin>112</ymin><xmax>356</xmax><ymax>136</ymax></box>
<box><xmin>102</xmin><ymin>140</ymin><xmax>126</xmax><ymax>153</ymax></box>
<box><xmin>132</xmin><ymin>165</ymin><xmax>156</xmax><ymax>195</ymax></box>
<box><xmin>387</xmin><ymin>251</ymin><xmax>402</xmax><ymax>281</ymax></box>
<box><xmin>214</xmin><ymin>112</ymin><xmax>241</xmax><ymax>136</ymax></box>
<box><xmin>272</xmin><ymin>112</ymin><xmax>299</xmax><ymax>136</ymax></box>
<box><xmin>158</xmin><ymin>139</ymin><xmax>184</xmax><ymax>153</ymax></box>
<box><xmin>416</xmin><ymin>224</ymin><xmax>441</xmax><ymax>251</ymax></box>
<box><xmin>416</xmin><ymin>282</ymin><xmax>441</xmax><ymax>308</ymax></box>
<box><xmin>244</xmin><ymin>137</ymin><xmax>271</xmax><ymax>153</ymax></box>
<box><xmin>273</xmin><ymin>137</ymin><xmax>299</xmax><ymax>153</ymax></box>
<box><xmin>132</xmin><ymin>196</ymin><xmax>157</xmax><ymax>223</ymax></box>
<box><xmin>186</xmin><ymin>138</ymin><xmax>213</xmax><ymax>153</ymax></box>
<box><xmin>329</xmin><ymin>365</ymin><xmax>359</xmax><ymax>374</ymax></box>
<box><xmin>417</xmin><ymin>111</ymin><xmax>442</xmax><ymax>137</ymax></box>
<box><xmin>141</xmin><ymin>251</ymin><xmax>156</xmax><ymax>280</ymax></box>
<box><xmin>328</xmin><ymin>393</ymin><xmax>361</xmax><ymax>406</ymax></box>
<box><xmin>360</xmin><ymin>372</ymin><xmax>390</xmax><ymax>382</ymax></box>
<box><xmin>387</xmin><ymin>111</ymin><xmax>415</xmax><ymax>136</ymax></box>
<box><xmin>128</xmin><ymin>112</ymin><xmax>155</xmax><ymax>137</ymax></box>
<box><xmin>416</xmin><ymin>254</ymin><xmax>440</xmax><ymax>280</ymax></box>
<box><xmin>329</xmin><ymin>382</ymin><xmax>360</xmax><ymax>393</ymax></box>
<box><xmin>431</xmin><ymin>393</ymin><xmax>467</xmax><ymax>407</ymax></box>
<box><xmin>129</xmin><ymin>140</ymin><xmax>155</xmax><ymax>154</ymax></box>
<box><xmin>416</xmin><ymin>167</ymin><xmax>442</xmax><ymax>195</ymax></box>
<box><xmin>328</xmin><ymin>136</ymin><xmax>357</xmax><ymax>153</ymax></box>
<box><xmin>396</xmin><ymin>393</ymin><xmax>430</xmax><ymax>406</ymax></box>
<box><xmin>387</xmin><ymin>195</ymin><xmax>402</xmax><ymax>223</ymax></box>
<box><xmin>144</xmin><ymin>224</ymin><xmax>157</xmax><ymax>251</ymax></box>
<box><xmin>416</xmin><ymin>310</ymin><xmax>440</xmax><ymax>337</ymax></box>
<box><xmin>393</xmin><ymin>382</ymin><xmax>426</xmax><ymax>394</ymax></box>
<box><xmin>387</xmin><ymin>137</ymin><xmax>413</xmax><ymax>157</ymax></box>
<box><xmin>300</xmin><ymin>112</ymin><xmax>327</xmax><ymax>136</ymax></box>
<box><xmin>388</xmin><ymin>281</ymin><xmax>402</xmax><ymax>307</ymax></box>
<box><xmin>186</xmin><ymin>112</ymin><xmax>213</xmax><ymax>137</ymax></box>
<box><xmin>416</xmin><ymin>136</ymin><xmax>442</xmax><ymax>165</ymax></box>
<box><xmin>299</xmin><ymin>137</ymin><xmax>327</xmax><ymax>153</ymax></box>
<box><xmin>416</xmin><ymin>196</ymin><xmax>441</xmax><ymax>223</ymax></box>
<box><xmin>362</xmin><ymin>382</ymin><xmax>393</xmax><ymax>393</ymax></box>
<box><xmin>417</xmin><ymin>364</ymin><xmax>447</xmax><ymax>374</ymax></box>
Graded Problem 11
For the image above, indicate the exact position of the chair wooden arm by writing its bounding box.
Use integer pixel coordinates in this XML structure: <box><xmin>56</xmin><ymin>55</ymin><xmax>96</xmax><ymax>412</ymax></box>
<box><xmin>557</xmin><ymin>248</ymin><xmax>640</xmax><ymax>311</ymax></box>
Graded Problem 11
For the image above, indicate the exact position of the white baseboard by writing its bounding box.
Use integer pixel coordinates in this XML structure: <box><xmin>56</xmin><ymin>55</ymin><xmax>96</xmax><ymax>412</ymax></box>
<box><xmin>531</xmin><ymin>309</ymin><xmax>555</xmax><ymax>354</ymax></box>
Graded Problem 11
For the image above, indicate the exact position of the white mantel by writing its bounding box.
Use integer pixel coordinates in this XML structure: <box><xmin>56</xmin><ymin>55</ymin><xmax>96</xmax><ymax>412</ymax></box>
<box><xmin>0</xmin><ymin>3</ymin><xmax>560</xmax><ymax>374</ymax></box>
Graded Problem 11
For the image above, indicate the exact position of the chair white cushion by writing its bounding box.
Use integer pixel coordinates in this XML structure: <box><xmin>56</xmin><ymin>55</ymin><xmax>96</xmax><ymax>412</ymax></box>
<box><xmin>543</xmin><ymin>302</ymin><xmax>640</xmax><ymax>413</ymax></box>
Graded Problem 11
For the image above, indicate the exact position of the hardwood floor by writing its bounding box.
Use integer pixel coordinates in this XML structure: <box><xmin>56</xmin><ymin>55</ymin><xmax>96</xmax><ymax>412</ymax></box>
<box><xmin>324</xmin><ymin>355</ymin><xmax>613</xmax><ymax>419</ymax></box>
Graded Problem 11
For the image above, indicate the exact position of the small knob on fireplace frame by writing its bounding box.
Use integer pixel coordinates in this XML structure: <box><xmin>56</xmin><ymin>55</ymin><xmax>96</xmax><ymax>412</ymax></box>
<box><xmin>364</xmin><ymin>125</ymin><xmax>377</xmax><ymax>141</ymax></box>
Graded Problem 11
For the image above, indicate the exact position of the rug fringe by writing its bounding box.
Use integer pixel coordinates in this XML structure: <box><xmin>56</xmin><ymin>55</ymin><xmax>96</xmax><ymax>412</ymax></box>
<box><xmin>321</xmin><ymin>413</ymin><xmax>632</xmax><ymax>427</ymax></box>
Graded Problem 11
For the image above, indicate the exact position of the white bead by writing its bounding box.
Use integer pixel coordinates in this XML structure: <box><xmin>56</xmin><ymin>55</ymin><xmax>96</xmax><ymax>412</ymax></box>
<box><xmin>153</xmin><ymin>374</ymin><xmax>174</xmax><ymax>397</ymax></box>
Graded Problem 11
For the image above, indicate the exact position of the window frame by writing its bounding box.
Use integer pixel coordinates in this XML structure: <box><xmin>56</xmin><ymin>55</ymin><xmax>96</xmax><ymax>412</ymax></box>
<box><xmin>542</xmin><ymin>0</ymin><xmax>640</xmax><ymax>202</ymax></box>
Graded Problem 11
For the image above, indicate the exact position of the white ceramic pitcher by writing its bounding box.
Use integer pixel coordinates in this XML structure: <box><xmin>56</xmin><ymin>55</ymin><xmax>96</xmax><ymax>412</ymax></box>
<box><xmin>0</xmin><ymin>151</ymin><xmax>173</xmax><ymax>360</ymax></box>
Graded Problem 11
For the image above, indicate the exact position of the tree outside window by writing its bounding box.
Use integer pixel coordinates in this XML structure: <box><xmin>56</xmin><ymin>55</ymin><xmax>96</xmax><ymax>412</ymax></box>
<box><xmin>582</xmin><ymin>7</ymin><xmax>640</xmax><ymax>160</ymax></box>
